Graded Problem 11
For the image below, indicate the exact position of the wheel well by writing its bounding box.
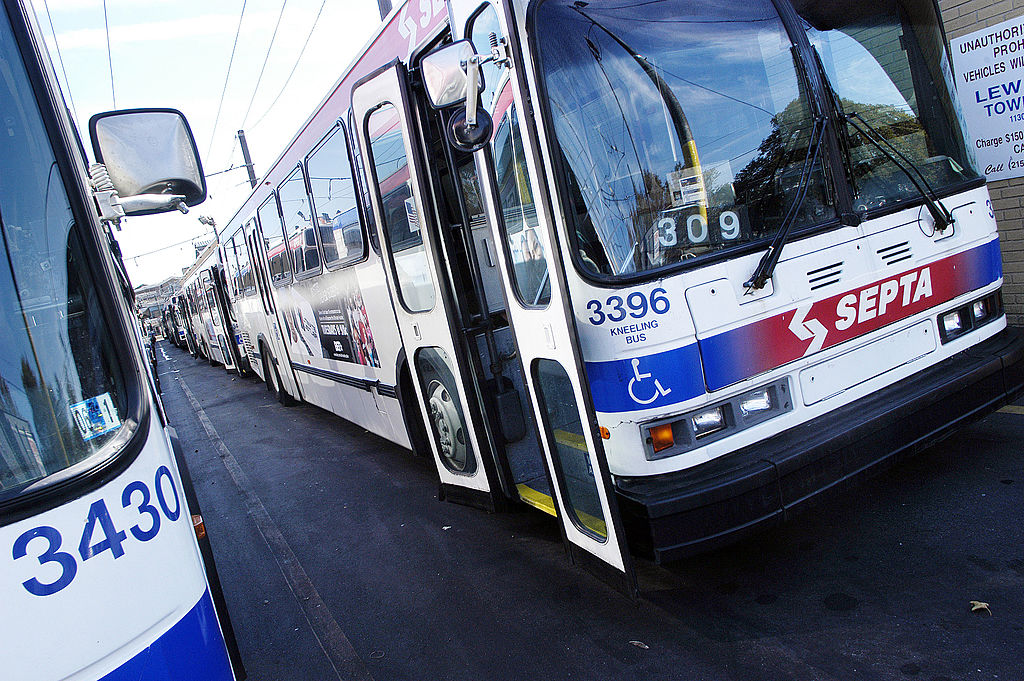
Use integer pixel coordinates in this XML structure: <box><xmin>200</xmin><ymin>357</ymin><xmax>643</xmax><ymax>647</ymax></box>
<box><xmin>397</xmin><ymin>360</ymin><xmax>429</xmax><ymax>458</ymax></box>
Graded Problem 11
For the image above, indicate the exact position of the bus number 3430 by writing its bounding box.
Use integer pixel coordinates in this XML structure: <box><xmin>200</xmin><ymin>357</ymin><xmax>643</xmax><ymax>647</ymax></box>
<box><xmin>11</xmin><ymin>466</ymin><xmax>182</xmax><ymax>597</ymax></box>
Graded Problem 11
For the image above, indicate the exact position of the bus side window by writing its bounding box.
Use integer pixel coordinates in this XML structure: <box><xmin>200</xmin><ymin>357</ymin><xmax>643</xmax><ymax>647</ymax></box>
<box><xmin>307</xmin><ymin>122</ymin><xmax>365</xmax><ymax>268</ymax></box>
<box><xmin>237</xmin><ymin>223</ymin><xmax>256</xmax><ymax>297</ymax></box>
<box><xmin>257</xmin><ymin>195</ymin><xmax>291</xmax><ymax>286</ymax></box>
<box><xmin>278</xmin><ymin>167</ymin><xmax>320</xmax><ymax>277</ymax></box>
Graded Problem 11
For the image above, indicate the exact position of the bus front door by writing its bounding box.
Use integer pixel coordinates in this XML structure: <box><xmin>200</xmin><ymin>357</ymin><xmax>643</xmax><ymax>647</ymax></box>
<box><xmin>445</xmin><ymin>0</ymin><xmax>637</xmax><ymax>593</ymax></box>
<box><xmin>352</xmin><ymin>62</ymin><xmax>506</xmax><ymax>510</ymax></box>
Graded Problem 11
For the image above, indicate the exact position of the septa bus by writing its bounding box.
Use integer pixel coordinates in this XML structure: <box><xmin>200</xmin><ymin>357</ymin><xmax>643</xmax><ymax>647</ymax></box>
<box><xmin>0</xmin><ymin>0</ymin><xmax>243</xmax><ymax>677</ymax></box>
<box><xmin>211</xmin><ymin>0</ymin><xmax>1024</xmax><ymax>591</ymax></box>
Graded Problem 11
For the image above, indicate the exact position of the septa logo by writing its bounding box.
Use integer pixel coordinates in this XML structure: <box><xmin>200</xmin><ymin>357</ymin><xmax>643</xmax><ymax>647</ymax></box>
<box><xmin>790</xmin><ymin>265</ymin><xmax>934</xmax><ymax>356</ymax></box>
<box><xmin>834</xmin><ymin>267</ymin><xmax>932</xmax><ymax>332</ymax></box>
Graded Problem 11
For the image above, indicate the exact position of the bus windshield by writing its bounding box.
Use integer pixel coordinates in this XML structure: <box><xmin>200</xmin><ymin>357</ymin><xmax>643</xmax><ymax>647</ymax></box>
<box><xmin>533</xmin><ymin>0</ymin><xmax>978</xmax><ymax>280</ymax></box>
<box><xmin>0</xmin><ymin>19</ymin><xmax>130</xmax><ymax>499</ymax></box>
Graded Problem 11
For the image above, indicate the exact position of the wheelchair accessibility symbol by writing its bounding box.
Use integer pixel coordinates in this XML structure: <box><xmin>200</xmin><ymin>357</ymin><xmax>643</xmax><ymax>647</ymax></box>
<box><xmin>627</xmin><ymin>357</ymin><xmax>671</xmax><ymax>405</ymax></box>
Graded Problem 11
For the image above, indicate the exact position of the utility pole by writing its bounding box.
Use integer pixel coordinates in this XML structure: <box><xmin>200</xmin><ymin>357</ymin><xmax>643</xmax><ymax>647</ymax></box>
<box><xmin>236</xmin><ymin>130</ymin><xmax>258</xmax><ymax>189</ymax></box>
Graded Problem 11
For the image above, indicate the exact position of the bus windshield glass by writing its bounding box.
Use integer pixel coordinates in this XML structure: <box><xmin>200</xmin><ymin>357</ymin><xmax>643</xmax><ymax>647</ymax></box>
<box><xmin>533</xmin><ymin>0</ymin><xmax>979</xmax><ymax>280</ymax></box>
<box><xmin>534</xmin><ymin>0</ymin><xmax>834</xmax><ymax>278</ymax></box>
<box><xmin>795</xmin><ymin>0</ymin><xmax>979</xmax><ymax>212</ymax></box>
<box><xmin>0</xmin><ymin>18</ymin><xmax>130</xmax><ymax>499</ymax></box>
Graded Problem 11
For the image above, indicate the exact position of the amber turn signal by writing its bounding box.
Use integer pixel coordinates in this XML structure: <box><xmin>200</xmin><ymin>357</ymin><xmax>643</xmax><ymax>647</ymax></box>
<box><xmin>192</xmin><ymin>514</ymin><xmax>206</xmax><ymax>540</ymax></box>
<box><xmin>649</xmin><ymin>423</ymin><xmax>674</xmax><ymax>453</ymax></box>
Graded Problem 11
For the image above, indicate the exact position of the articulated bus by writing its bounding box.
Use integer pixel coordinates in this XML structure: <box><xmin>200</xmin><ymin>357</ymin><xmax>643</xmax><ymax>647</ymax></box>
<box><xmin>179</xmin><ymin>244</ymin><xmax>246</xmax><ymax>374</ymax></box>
<box><xmin>213</xmin><ymin>0</ymin><xmax>1024</xmax><ymax>590</ymax></box>
<box><xmin>0</xmin><ymin>0</ymin><xmax>243</xmax><ymax>677</ymax></box>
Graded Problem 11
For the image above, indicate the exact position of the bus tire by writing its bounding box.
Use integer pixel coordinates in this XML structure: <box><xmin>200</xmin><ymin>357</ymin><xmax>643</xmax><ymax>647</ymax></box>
<box><xmin>399</xmin><ymin>364</ymin><xmax>430</xmax><ymax>458</ymax></box>
<box><xmin>275</xmin><ymin>363</ymin><xmax>297</xmax><ymax>407</ymax></box>
<box><xmin>261</xmin><ymin>347</ymin><xmax>279</xmax><ymax>399</ymax></box>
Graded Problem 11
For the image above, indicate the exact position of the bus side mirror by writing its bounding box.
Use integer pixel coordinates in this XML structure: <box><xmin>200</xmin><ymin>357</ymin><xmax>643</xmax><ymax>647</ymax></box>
<box><xmin>89</xmin><ymin>108</ymin><xmax>207</xmax><ymax>216</ymax></box>
<box><xmin>421</xmin><ymin>40</ymin><xmax>492</xmax><ymax>153</ymax></box>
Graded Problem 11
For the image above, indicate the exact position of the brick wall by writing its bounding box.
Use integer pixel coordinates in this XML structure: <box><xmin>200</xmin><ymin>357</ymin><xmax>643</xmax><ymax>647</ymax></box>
<box><xmin>941</xmin><ymin>0</ymin><xmax>1024</xmax><ymax>324</ymax></box>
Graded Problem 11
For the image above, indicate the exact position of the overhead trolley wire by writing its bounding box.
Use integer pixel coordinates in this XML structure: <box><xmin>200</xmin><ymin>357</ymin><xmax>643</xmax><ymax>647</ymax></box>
<box><xmin>251</xmin><ymin>0</ymin><xmax>328</xmax><ymax>130</ymax></box>
<box><xmin>241</xmin><ymin>0</ymin><xmax>290</xmax><ymax>128</ymax></box>
<box><xmin>41</xmin><ymin>0</ymin><xmax>81</xmax><ymax>128</ymax></box>
<box><xmin>207</xmin><ymin>0</ymin><xmax>249</xmax><ymax>160</ymax></box>
<box><xmin>102</xmin><ymin>0</ymin><xmax>115</xmax><ymax>108</ymax></box>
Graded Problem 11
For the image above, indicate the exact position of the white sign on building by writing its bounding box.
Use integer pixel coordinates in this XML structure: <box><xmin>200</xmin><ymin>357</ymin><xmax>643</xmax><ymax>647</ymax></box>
<box><xmin>950</xmin><ymin>15</ymin><xmax>1024</xmax><ymax>181</ymax></box>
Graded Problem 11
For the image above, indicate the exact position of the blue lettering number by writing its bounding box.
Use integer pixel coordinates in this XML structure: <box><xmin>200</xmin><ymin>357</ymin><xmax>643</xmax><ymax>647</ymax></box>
<box><xmin>626</xmin><ymin>292</ymin><xmax>648</xmax><ymax>318</ymax></box>
<box><xmin>587</xmin><ymin>299</ymin><xmax>605</xmax><ymax>325</ymax></box>
<box><xmin>13</xmin><ymin>526</ymin><xmax>77</xmax><ymax>596</ymax></box>
<box><xmin>606</xmin><ymin>296</ymin><xmax>626</xmax><ymax>322</ymax></box>
<box><xmin>155</xmin><ymin>466</ymin><xmax>181</xmax><ymax>521</ymax></box>
<box><xmin>78</xmin><ymin>499</ymin><xmax>127</xmax><ymax>560</ymax></box>
<box><xmin>650</xmin><ymin>288</ymin><xmax>670</xmax><ymax>314</ymax></box>
<box><xmin>122</xmin><ymin>480</ymin><xmax>161</xmax><ymax>541</ymax></box>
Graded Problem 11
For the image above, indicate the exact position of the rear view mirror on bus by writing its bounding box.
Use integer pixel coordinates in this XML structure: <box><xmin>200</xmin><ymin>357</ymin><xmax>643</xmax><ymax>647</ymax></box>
<box><xmin>421</xmin><ymin>40</ymin><xmax>483</xmax><ymax>109</ymax></box>
<box><xmin>88</xmin><ymin>108</ymin><xmax>207</xmax><ymax>216</ymax></box>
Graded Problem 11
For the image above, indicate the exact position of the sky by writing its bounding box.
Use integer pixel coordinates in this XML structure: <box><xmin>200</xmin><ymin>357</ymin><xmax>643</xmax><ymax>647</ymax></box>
<box><xmin>34</xmin><ymin>0</ymin><xmax>384</xmax><ymax>287</ymax></box>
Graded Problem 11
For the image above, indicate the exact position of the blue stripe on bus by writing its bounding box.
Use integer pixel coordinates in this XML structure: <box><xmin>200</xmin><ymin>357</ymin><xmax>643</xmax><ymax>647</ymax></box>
<box><xmin>585</xmin><ymin>343</ymin><xmax>705</xmax><ymax>413</ymax></box>
<box><xmin>100</xmin><ymin>589</ymin><xmax>234</xmax><ymax>681</ymax></box>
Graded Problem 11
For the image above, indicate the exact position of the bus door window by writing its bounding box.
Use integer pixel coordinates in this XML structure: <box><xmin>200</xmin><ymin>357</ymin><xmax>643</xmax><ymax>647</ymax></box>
<box><xmin>470</xmin><ymin>4</ymin><xmax>550</xmax><ymax>309</ymax></box>
<box><xmin>278</xmin><ymin>167</ymin><xmax>320</xmax><ymax>277</ymax></box>
<box><xmin>367</xmin><ymin>103</ymin><xmax>436</xmax><ymax>312</ymax></box>
<box><xmin>306</xmin><ymin>123</ymin><xmax>365</xmax><ymax>267</ymax></box>
<box><xmin>257</xmin><ymin>195</ymin><xmax>292</xmax><ymax>287</ymax></box>
<box><xmin>795</xmin><ymin>0</ymin><xmax>979</xmax><ymax>213</ymax></box>
<box><xmin>348</xmin><ymin>109</ymin><xmax>380</xmax><ymax>254</ymax></box>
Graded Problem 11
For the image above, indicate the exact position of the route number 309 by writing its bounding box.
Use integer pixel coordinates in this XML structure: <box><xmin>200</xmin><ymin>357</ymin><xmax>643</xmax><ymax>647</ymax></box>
<box><xmin>588</xmin><ymin>287</ymin><xmax>670</xmax><ymax>326</ymax></box>
<box><xmin>657</xmin><ymin>210</ymin><xmax>741</xmax><ymax>246</ymax></box>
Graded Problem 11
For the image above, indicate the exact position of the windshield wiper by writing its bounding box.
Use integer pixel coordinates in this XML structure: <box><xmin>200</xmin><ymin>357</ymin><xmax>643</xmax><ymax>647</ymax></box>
<box><xmin>744</xmin><ymin>115</ymin><xmax>826</xmax><ymax>293</ymax></box>
<box><xmin>842</xmin><ymin>111</ymin><xmax>955</xmax><ymax>232</ymax></box>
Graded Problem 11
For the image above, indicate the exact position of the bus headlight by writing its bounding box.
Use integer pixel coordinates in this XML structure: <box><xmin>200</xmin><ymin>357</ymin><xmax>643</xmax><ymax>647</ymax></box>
<box><xmin>972</xmin><ymin>299</ymin><xmax>988</xmax><ymax>322</ymax></box>
<box><xmin>941</xmin><ymin>310</ymin><xmax>965</xmax><ymax>337</ymax></box>
<box><xmin>691</xmin><ymin>406</ymin><xmax>726</xmax><ymax>439</ymax></box>
<box><xmin>642</xmin><ymin>378</ymin><xmax>792</xmax><ymax>460</ymax></box>
<box><xmin>739</xmin><ymin>388</ymin><xmax>772</xmax><ymax>417</ymax></box>
<box><xmin>938</xmin><ymin>291</ymin><xmax>1001</xmax><ymax>344</ymax></box>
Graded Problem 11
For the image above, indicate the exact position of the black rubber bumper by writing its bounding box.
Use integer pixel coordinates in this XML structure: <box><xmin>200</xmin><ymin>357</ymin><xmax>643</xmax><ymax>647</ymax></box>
<box><xmin>615</xmin><ymin>325</ymin><xmax>1024</xmax><ymax>564</ymax></box>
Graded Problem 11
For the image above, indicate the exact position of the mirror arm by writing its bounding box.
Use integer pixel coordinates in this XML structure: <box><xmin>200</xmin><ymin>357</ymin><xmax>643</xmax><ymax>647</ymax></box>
<box><xmin>465</xmin><ymin>55</ymin><xmax>481</xmax><ymax>127</ymax></box>
<box><xmin>120</xmin><ymin>194</ymin><xmax>189</xmax><ymax>215</ymax></box>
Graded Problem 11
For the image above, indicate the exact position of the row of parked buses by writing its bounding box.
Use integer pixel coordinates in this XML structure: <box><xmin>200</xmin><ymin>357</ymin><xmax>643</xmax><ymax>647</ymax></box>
<box><xmin>166</xmin><ymin>0</ymin><xmax>1024</xmax><ymax>593</ymax></box>
<box><xmin>164</xmin><ymin>243</ymin><xmax>246</xmax><ymax>375</ymax></box>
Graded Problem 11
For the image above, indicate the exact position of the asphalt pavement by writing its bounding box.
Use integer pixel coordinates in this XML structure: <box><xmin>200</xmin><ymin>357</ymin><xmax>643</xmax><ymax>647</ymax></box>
<box><xmin>156</xmin><ymin>340</ymin><xmax>1024</xmax><ymax>681</ymax></box>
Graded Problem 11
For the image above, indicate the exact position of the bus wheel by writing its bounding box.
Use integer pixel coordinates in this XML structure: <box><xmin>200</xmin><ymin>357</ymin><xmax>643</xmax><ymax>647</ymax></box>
<box><xmin>261</xmin><ymin>350</ymin><xmax>279</xmax><ymax>398</ymax></box>
<box><xmin>275</xmin><ymin>363</ymin><xmax>297</xmax><ymax>407</ymax></box>
<box><xmin>427</xmin><ymin>379</ymin><xmax>467</xmax><ymax>471</ymax></box>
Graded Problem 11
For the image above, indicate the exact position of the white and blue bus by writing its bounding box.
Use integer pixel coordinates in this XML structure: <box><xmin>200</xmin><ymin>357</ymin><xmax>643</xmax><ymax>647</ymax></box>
<box><xmin>214</xmin><ymin>0</ymin><xmax>1024</xmax><ymax>592</ymax></box>
<box><xmin>178</xmin><ymin>244</ymin><xmax>246</xmax><ymax>375</ymax></box>
<box><xmin>0</xmin><ymin>0</ymin><xmax>243</xmax><ymax>677</ymax></box>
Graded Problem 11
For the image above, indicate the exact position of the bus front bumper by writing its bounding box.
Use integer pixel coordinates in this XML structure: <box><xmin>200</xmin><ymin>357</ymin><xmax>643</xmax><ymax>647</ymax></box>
<box><xmin>614</xmin><ymin>325</ymin><xmax>1024</xmax><ymax>564</ymax></box>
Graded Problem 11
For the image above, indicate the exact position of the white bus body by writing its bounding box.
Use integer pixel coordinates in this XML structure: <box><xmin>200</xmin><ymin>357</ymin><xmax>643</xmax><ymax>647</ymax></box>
<box><xmin>213</xmin><ymin>0</ymin><xmax>1024</xmax><ymax>588</ymax></box>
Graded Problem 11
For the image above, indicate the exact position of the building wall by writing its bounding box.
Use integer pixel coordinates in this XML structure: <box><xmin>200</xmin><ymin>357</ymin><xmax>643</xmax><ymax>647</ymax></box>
<box><xmin>941</xmin><ymin>0</ymin><xmax>1024</xmax><ymax>324</ymax></box>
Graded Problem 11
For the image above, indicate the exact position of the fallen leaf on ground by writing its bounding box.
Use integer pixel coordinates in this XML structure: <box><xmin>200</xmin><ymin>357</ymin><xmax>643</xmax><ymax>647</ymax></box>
<box><xmin>970</xmin><ymin>600</ymin><xmax>992</xmax><ymax>615</ymax></box>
